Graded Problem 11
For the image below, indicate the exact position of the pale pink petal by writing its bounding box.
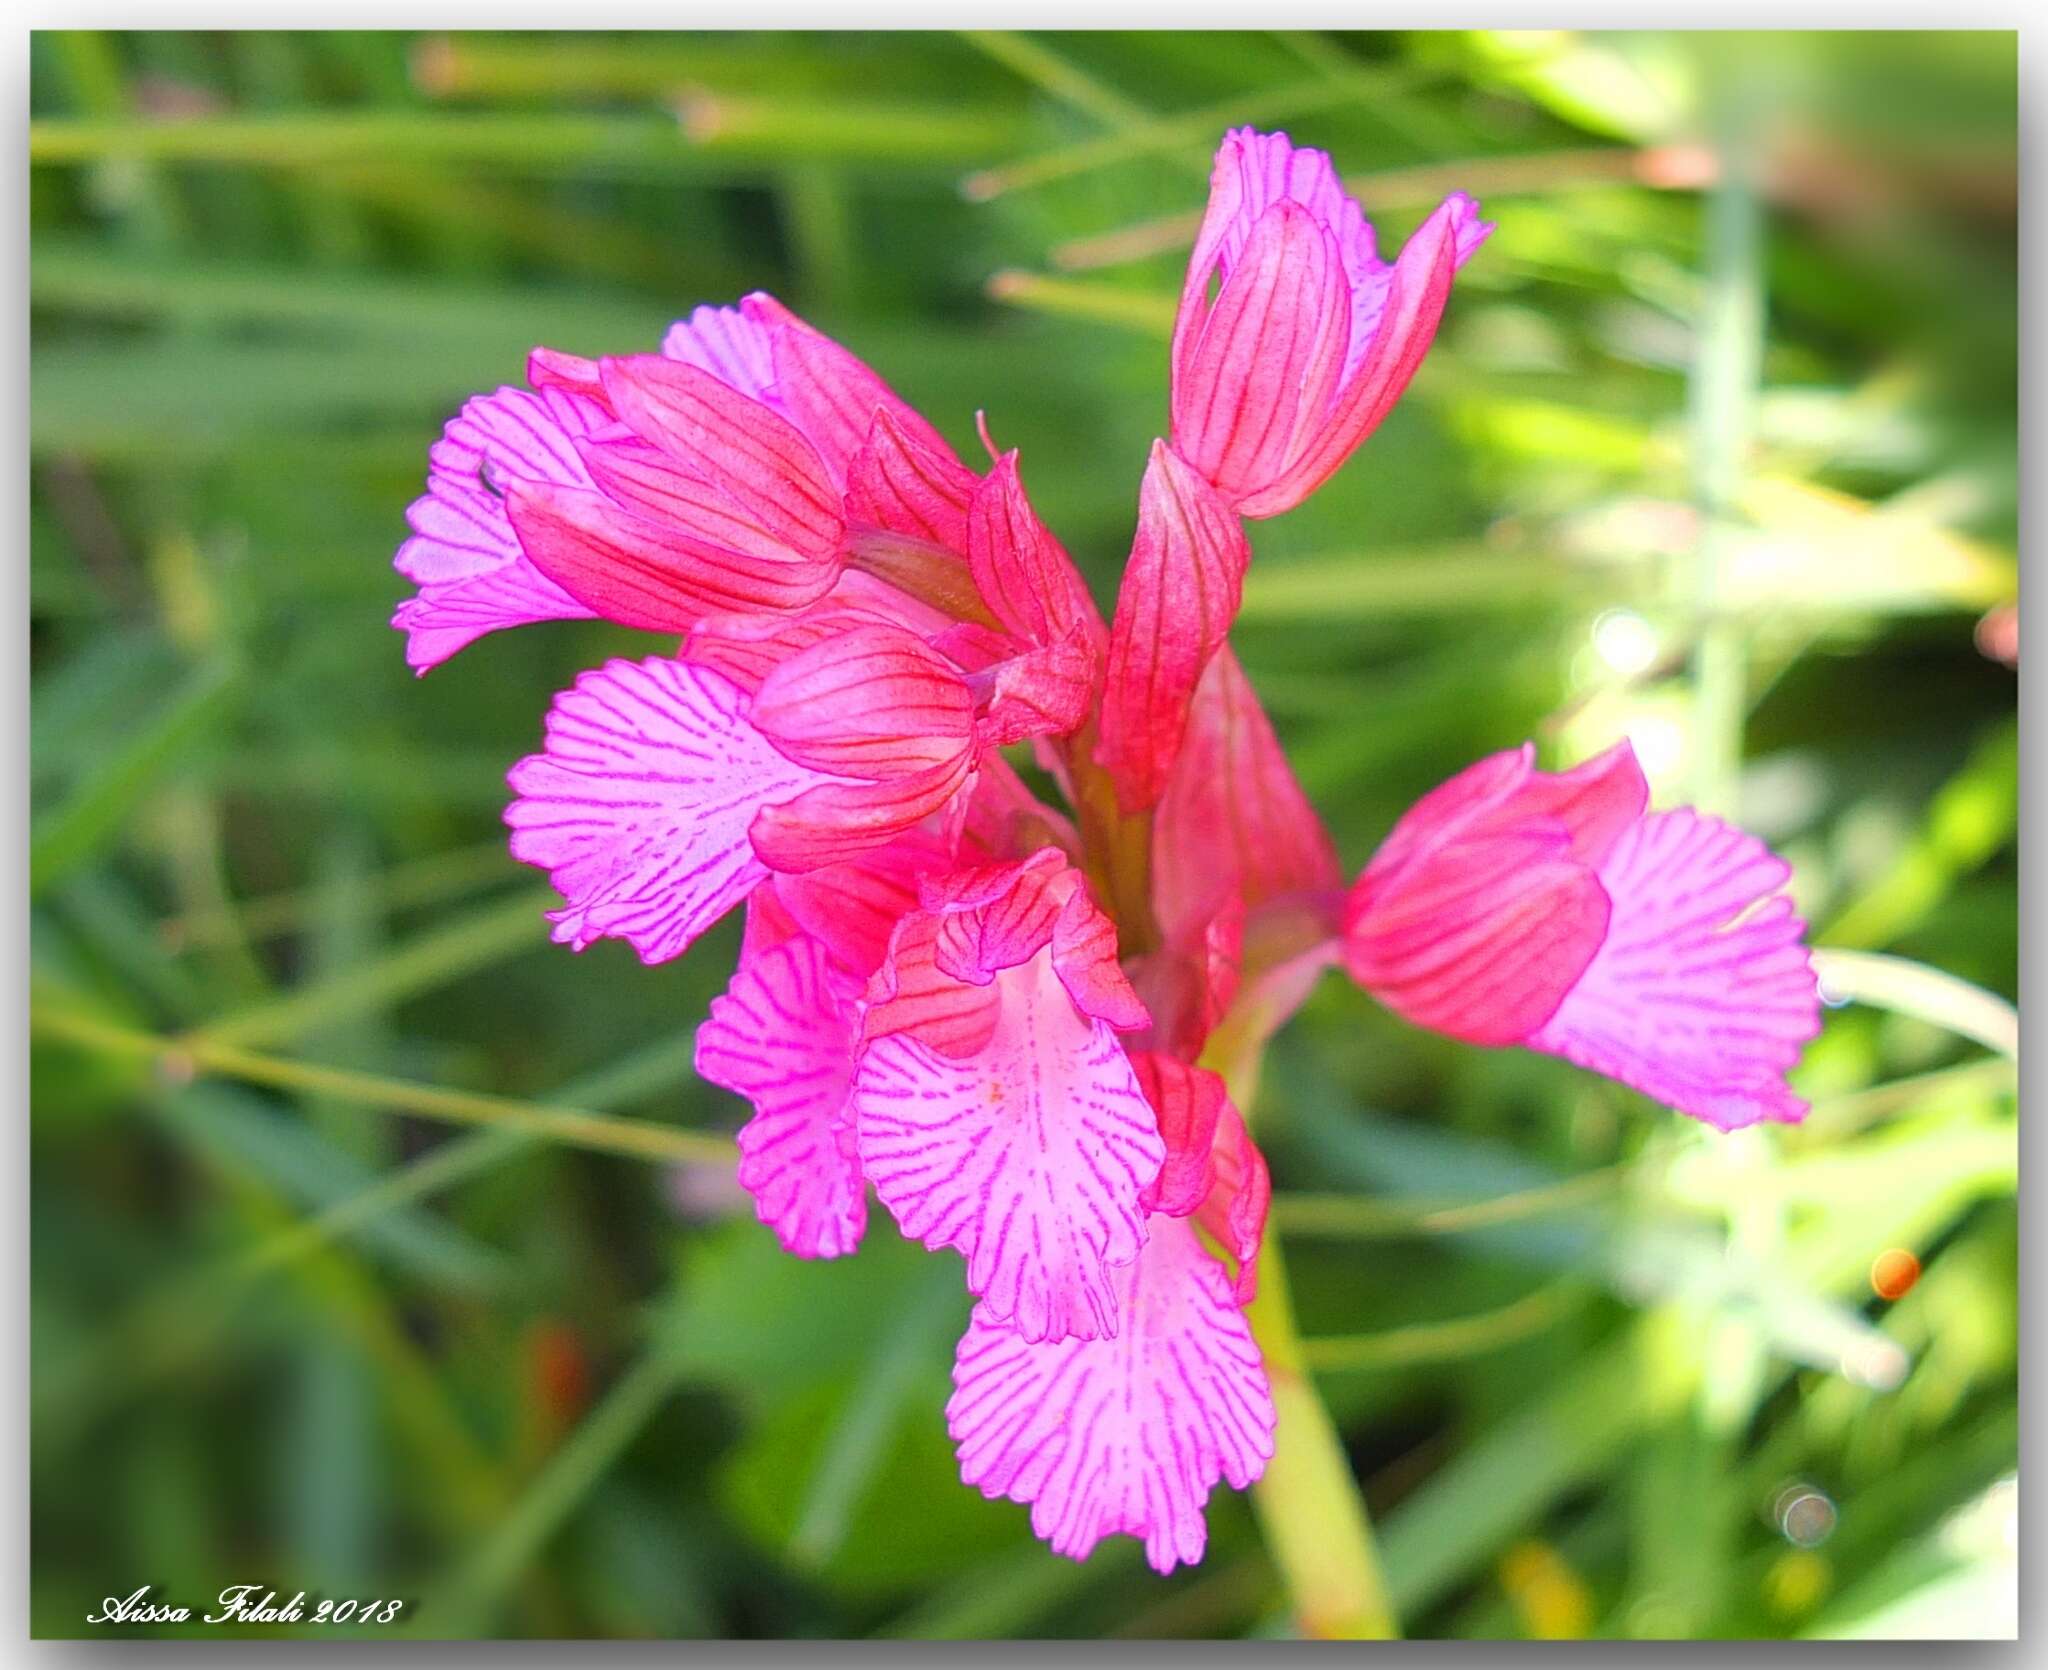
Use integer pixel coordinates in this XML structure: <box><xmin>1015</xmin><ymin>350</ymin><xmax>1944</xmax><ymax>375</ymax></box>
<box><xmin>661</xmin><ymin>303</ymin><xmax>779</xmax><ymax>402</ymax></box>
<box><xmin>855</xmin><ymin>950</ymin><xmax>1165</xmax><ymax>1341</ymax></box>
<box><xmin>696</xmin><ymin>934</ymin><xmax>867</xmax><ymax>1258</ymax></box>
<box><xmin>504</xmin><ymin>657</ymin><xmax>836</xmax><ymax>963</ymax></box>
<box><xmin>1098</xmin><ymin>443</ymin><xmax>1251</xmax><ymax>811</ymax></box>
<box><xmin>750</xmin><ymin>624</ymin><xmax>976</xmax><ymax>779</ymax></box>
<box><xmin>946</xmin><ymin>1213</ymin><xmax>1276</xmax><ymax>1573</ymax></box>
<box><xmin>1528</xmin><ymin>810</ymin><xmax>1821</xmax><ymax>1131</ymax></box>
<box><xmin>392</xmin><ymin>385</ymin><xmax>607</xmax><ymax>670</ymax></box>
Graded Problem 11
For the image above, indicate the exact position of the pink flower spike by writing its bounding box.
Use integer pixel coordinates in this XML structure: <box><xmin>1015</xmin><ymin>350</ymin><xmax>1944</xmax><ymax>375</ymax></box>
<box><xmin>1098</xmin><ymin>442</ymin><xmax>1252</xmax><ymax>812</ymax></box>
<box><xmin>1171</xmin><ymin>128</ymin><xmax>1492</xmax><ymax>519</ymax></box>
<box><xmin>947</xmin><ymin>1213</ymin><xmax>1276</xmax><ymax>1573</ymax></box>
<box><xmin>695</xmin><ymin>933</ymin><xmax>867</xmax><ymax>1259</ymax></box>
<box><xmin>1343</xmin><ymin>742</ymin><xmax>1822</xmax><ymax>1128</ymax></box>
<box><xmin>1527</xmin><ymin>810</ymin><xmax>1821</xmax><ymax>1131</ymax></box>
<box><xmin>504</xmin><ymin>656</ymin><xmax>837</xmax><ymax>964</ymax></box>
<box><xmin>392</xmin><ymin>385</ymin><xmax>607</xmax><ymax>671</ymax></box>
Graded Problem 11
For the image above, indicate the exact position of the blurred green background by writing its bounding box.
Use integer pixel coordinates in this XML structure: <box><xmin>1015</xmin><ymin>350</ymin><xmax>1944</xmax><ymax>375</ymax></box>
<box><xmin>29</xmin><ymin>29</ymin><xmax>2018</xmax><ymax>1641</ymax></box>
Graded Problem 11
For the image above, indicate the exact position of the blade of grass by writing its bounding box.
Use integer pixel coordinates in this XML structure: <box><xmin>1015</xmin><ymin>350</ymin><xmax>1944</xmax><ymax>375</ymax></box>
<box><xmin>1302</xmin><ymin>1283</ymin><xmax>1581</xmax><ymax>1374</ymax></box>
<box><xmin>28</xmin><ymin>656</ymin><xmax>237</xmax><ymax>897</ymax></box>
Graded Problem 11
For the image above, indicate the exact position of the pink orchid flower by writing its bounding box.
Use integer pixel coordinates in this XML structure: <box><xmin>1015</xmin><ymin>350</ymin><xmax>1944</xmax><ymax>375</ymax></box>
<box><xmin>392</xmin><ymin>127</ymin><xmax>1822</xmax><ymax>1577</ymax></box>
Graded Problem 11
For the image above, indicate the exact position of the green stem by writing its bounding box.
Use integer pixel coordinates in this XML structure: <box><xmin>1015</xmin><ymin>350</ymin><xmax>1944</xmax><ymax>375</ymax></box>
<box><xmin>1209</xmin><ymin>1036</ymin><xmax>1398</xmax><ymax>1639</ymax></box>
<box><xmin>1245</xmin><ymin>1232</ymin><xmax>1401</xmax><ymax>1639</ymax></box>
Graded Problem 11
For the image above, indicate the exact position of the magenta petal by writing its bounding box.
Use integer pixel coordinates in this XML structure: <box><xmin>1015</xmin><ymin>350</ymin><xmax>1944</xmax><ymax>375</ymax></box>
<box><xmin>946</xmin><ymin>1213</ymin><xmax>1276</xmax><ymax>1573</ymax></box>
<box><xmin>846</xmin><ymin>405</ymin><xmax>981</xmax><ymax>553</ymax></box>
<box><xmin>1528</xmin><ymin>810</ymin><xmax>1821</xmax><ymax>1131</ymax></box>
<box><xmin>750</xmin><ymin>624</ymin><xmax>976</xmax><ymax>780</ymax></box>
<box><xmin>746</xmin><ymin>754</ymin><xmax>972</xmax><ymax>875</ymax></box>
<box><xmin>1098</xmin><ymin>443</ymin><xmax>1251</xmax><ymax>812</ymax></box>
<box><xmin>855</xmin><ymin>950</ymin><xmax>1165</xmax><ymax>1342</ymax></box>
<box><xmin>696</xmin><ymin>934</ymin><xmax>867</xmax><ymax>1259</ymax></box>
<box><xmin>1172</xmin><ymin>201</ymin><xmax>1348</xmax><ymax>503</ymax></box>
<box><xmin>967</xmin><ymin>454</ymin><xmax>1106</xmax><ymax>653</ymax></box>
<box><xmin>1130</xmin><ymin>1053</ymin><xmax>1225</xmax><ymax>1217</ymax></box>
<box><xmin>504</xmin><ymin>657</ymin><xmax>836</xmax><ymax>964</ymax></box>
<box><xmin>393</xmin><ymin>385</ymin><xmax>607</xmax><ymax>670</ymax></box>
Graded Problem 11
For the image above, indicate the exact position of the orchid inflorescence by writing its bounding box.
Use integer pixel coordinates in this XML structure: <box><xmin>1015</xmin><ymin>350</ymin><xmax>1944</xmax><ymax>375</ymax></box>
<box><xmin>392</xmin><ymin>128</ymin><xmax>1821</xmax><ymax>1574</ymax></box>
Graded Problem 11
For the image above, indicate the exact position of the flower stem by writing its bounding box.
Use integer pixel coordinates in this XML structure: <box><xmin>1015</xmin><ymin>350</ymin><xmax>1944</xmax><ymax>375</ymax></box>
<box><xmin>1210</xmin><ymin>1037</ymin><xmax>1399</xmax><ymax>1639</ymax></box>
<box><xmin>1244</xmin><ymin>1229</ymin><xmax>1401</xmax><ymax>1639</ymax></box>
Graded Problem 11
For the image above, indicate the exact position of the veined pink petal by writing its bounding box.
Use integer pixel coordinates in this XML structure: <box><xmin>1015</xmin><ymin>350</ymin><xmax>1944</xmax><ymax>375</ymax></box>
<box><xmin>855</xmin><ymin>949</ymin><xmax>1165</xmax><ymax>1341</ymax></box>
<box><xmin>911</xmin><ymin>850</ymin><xmax>1149</xmax><ymax>1032</ymax></box>
<box><xmin>661</xmin><ymin>303</ymin><xmax>779</xmax><ymax>403</ymax></box>
<box><xmin>504</xmin><ymin>657</ymin><xmax>836</xmax><ymax>964</ymax></box>
<box><xmin>745</xmin><ymin>292</ymin><xmax>964</xmax><ymax>485</ymax></box>
<box><xmin>393</xmin><ymin>385</ymin><xmax>606</xmax><ymax>670</ymax></box>
<box><xmin>1344</xmin><ymin>817</ymin><xmax>1610</xmax><ymax>1047</ymax></box>
<box><xmin>1098</xmin><ymin>444</ymin><xmax>1251</xmax><ymax>812</ymax></box>
<box><xmin>1342</xmin><ymin>741</ymin><xmax>1648</xmax><ymax>1046</ymax></box>
<box><xmin>968</xmin><ymin>454</ymin><xmax>1106</xmax><ymax>653</ymax></box>
<box><xmin>963</xmin><ymin>753</ymin><xmax>1083</xmax><ymax>863</ymax></box>
<box><xmin>1528</xmin><ymin>810</ymin><xmax>1821</xmax><ymax>1131</ymax></box>
<box><xmin>1196</xmin><ymin>1100</ymin><xmax>1270</xmax><ymax>1305</ymax></box>
<box><xmin>527</xmin><ymin>346</ymin><xmax>608</xmax><ymax>403</ymax></box>
<box><xmin>747</xmin><ymin>753</ymin><xmax>973</xmax><ymax>874</ymax></box>
<box><xmin>1236</xmin><ymin>196</ymin><xmax>1462</xmax><ymax>519</ymax></box>
<box><xmin>1131</xmin><ymin>1054</ymin><xmax>1225</xmax><ymax>1217</ymax></box>
<box><xmin>1172</xmin><ymin>130</ymin><xmax>1491</xmax><ymax>517</ymax></box>
<box><xmin>846</xmin><ymin>405</ymin><xmax>981</xmax><ymax>553</ymax></box>
<box><xmin>578</xmin><ymin>436</ymin><xmax>816</xmax><ymax>561</ymax></box>
<box><xmin>862</xmin><ymin>909</ymin><xmax>1004</xmax><ymax>1057</ymax></box>
<box><xmin>971</xmin><ymin>629</ymin><xmax>1096</xmax><ymax>748</ymax></box>
<box><xmin>1154</xmin><ymin>645</ymin><xmax>1341</xmax><ymax>946</ymax></box>
<box><xmin>946</xmin><ymin>1213</ymin><xmax>1275</xmax><ymax>1573</ymax></box>
<box><xmin>1172</xmin><ymin>202</ymin><xmax>1348</xmax><ymax>503</ymax></box>
<box><xmin>750</xmin><ymin>624</ymin><xmax>976</xmax><ymax>779</ymax></box>
<box><xmin>509</xmin><ymin>481</ymin><xmax>840</xmax><ymax>630</ymax></box>
<box><xmin>772</xmin><ymin>830</ymin><xmax>952</xmax><ymax>978</ymax></box>
<box><xmin>598</xmin><ymin>354</ymin><xmax>844</xmax><ymax>556</ymax></box>
<box><xmin>696</xmin><ymin>934</ymin><xmax>867</xmax><ymax>1259</ymax></box>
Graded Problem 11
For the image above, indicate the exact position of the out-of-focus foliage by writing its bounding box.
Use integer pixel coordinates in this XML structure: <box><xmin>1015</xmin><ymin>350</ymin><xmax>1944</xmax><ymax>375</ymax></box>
<box><xmin>29</xmin><ymin>29</ymin><xmax>2017</xmax><ymax>1641</ymax></box>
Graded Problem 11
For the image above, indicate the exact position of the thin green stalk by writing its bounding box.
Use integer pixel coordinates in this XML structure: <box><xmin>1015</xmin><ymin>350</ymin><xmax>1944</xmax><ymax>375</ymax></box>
<box><xmin>1209</xmin><ymin>1036</ymin><xmax>1398</xmax><ymax>1639</ymax></box>
<box><xmin>984</xmin><ymin>269</ymin><xmax>1177</xmax><ymax>337</ymax></box>
<box><xmin>1810</xmin><ymin>949</ymin><xmax>2020</xmax><ymax>1060</ymax></box>
<box><xmin>1274</xmin><ymin>1163</ymin><xmax>1624</xmax><ymax>1239</ymax></box>
<box><xmin>1686</xmin><ymin>116</ymin><xmax>1763</xmax><ymax>819</ymax></box>
<box><xmin>31</xmin><ymin>1005</ymin><xmax>737</xmax><ymax>1167</ymax></box>
<box><xmin>1302</xmin><ymin>1284</ymin><xmax>1579</xmax><ymax>1374</ymax></box>
<box><xmin>1245</xmin><ymin>1231</ymin><xmax>1401</xmax><ymax>1639</ymax></box>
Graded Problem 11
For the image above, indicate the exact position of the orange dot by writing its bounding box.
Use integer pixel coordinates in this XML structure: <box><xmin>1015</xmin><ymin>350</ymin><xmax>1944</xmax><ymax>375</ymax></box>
<box><xmin>1870</xmin><ymin>1248</ymin><xmax>1921</xmax><ymax>1301</ymax></box>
